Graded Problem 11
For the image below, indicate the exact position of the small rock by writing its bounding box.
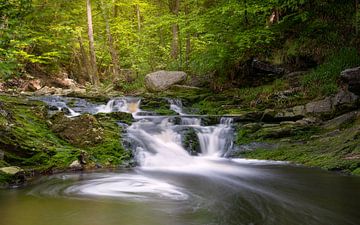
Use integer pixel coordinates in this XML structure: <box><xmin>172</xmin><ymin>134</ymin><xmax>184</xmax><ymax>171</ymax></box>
<box><xmin>252</xmin><ymin>59</ymin><xmax>285</xmax><ymax>75</ymax></box>
<box><xmin>280</xmin><ymin>121</ymin><xmax>296</xmax><ymax>126</ymax></box>
<box><xmin>340</xmin><ymin>67</ymin><xmax>360</xmax><ymax>95</ymax></box>
<box><xmin>305</xmin><ymin>97</ymin><xmax>333</xmax><ymax>114</ymax></box>
<box><xmin>332</xmin><ymin>89</ymin><xmax>358</xmax><ymax>106</ymax></box>
<box><xmin>295</xmin><ymin>117</ymin><xmax>318</xmax><ymax>126</ymax></box>
<box><xmin>0</xmin><ymin>166</ymin><xmax>23</xmax><ymax>175</ymax></box>
<box><xmin>262</xmin><ymin>123</ymin><xmax>280</xmax><ymax>128</ymax></box>
<box><xmin>69</xmin><ymin>160</ymin><xmax>82</xmax><ymax>170</ymax></box>
<box><xmin>242</xmin><ymin>123</ymin><xmax>262</xmax><ymax>131</ymax></box>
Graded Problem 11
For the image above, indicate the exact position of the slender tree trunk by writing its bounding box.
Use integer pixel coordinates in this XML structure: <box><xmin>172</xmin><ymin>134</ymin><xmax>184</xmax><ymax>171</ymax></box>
<box><xmin>185</xmin><ymin>1</ymin><xmax>191</xmax><ymax>68</ymax></box>
<box><xmin>113</xmin><ymin>0</ymin><xmax>118</xmax><ymax>17</ymax></box>
<box><xmin>136</xmin><ymin>4</ymin><xmax>141</xmax><ymax>32</ymax></box>
<box><xmin>244</xmin><ymin>0</ymin><xmax>249</xmax><ymax>25</ymax></box>
<box><xmin>86</xmin><ymin>0</ymin><xmax>99</xmax><ymax>86</ymax></box>
<box><xmin>78</xmin><ymin>35</ymin><xmax>91</xmax><ymax>82</ymax></box>
<box><xmin>356</xmin><ymin>0</ymin><xmax>359</xmax><ymax>36</ymax></box>
<box><xmin>170</xmin><ymin>0</ymin><xmax>180</xmax><ymax>60</ymax></box>
<box><xmin>100</xmin><ymin>0</ymin><xmax>120</xmax><ymax>80</ymax></box>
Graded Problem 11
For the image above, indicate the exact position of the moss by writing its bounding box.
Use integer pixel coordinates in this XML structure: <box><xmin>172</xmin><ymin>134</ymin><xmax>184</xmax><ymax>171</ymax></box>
<box><xmin>238</xmin><ymin>121</ymin><xmax>360</xmax><ymax>175</ymax></box>
<box><xmin>0</xmin><ymin>172</ymin><xmax>13</xmax><ymax>187</ymax></box>
<box><xmin>140</xmin><ymin>98</ymin><xmax>177</xmax><ymax>115</ymax></box>
<box><xmin>0</xmin><ymin>94</ymin><xmax>132</xmax><ymax>179</ymax></box>
<box><xmin>87</xmin><ymin>115</ymin><xmax>132</xmax><ymax>166</ymax></box>
<box><xmin>51</xmin><ymin>113</ymin><xmax>104</xmax><ymax>147</ymax></box>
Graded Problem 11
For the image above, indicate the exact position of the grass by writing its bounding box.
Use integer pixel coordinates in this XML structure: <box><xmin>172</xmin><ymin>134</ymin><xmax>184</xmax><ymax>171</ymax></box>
<box><xmin>301</xmin><ymin>48</ymin><xmax>360</xmax><ymax>99</ymax></box>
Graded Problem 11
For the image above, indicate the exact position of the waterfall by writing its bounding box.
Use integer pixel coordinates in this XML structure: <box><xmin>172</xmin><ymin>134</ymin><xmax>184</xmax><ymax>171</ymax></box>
<box><xmin>96</xmin><ymin>98</ymin><xmax>141</xmax><ymax>115</ymax></box>
<box><xmin>37</xmin><ymin>96</ymin><xmax>235</xmax><ymax>168</ymax></box>
<box><xmin>196</xmin><ymin>118</ymin><xmax>234</xmax><ymax>157</ymax></box>
<box><xmin>168</xmin><ymin>98</ymin><xmax>184</xmax><ymax>115</ymax></box>
<box><xmin>126</xmin><ymin>99</ymin><xmax>235</xmax><ymax>168</ymax></box>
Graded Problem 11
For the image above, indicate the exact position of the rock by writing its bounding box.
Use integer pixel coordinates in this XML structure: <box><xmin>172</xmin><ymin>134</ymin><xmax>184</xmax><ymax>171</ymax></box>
<box><xmin>305</xmin><ymin>97</ymin><xmax>333</xmax><ymax>114</ymax></box>
<box><xmin>51</xmin><ymin>113</ymin><xmax>104</xmax><ymax>147</ymax></box>
<box><xmin>284</xmin><ymin>71</ymin><xmax>307</xmax><ymax>87</ymax></box>
<box><xmin>305</xmin><ymin>90</ymin><xmax>358</xmax><ymax>118</ymax></box>
<box><xmin>252</xmin><ymin>59</ymin><xmax>285</xmax><ymax>75</ymax></box>
<box><xmin>35</xmin><ymin>86</ymin><xmax>62</xmax><ymax>95</ymax></box>
<box><xmin>22</xmin><ymin>79</ymin><xmax>42</xmax><ymax>92</ymax></box>
<box><xmin>242</xmin><ymin>123</ymin><xmax>262</xmax><ymax>132</ymax></box>
<box><xmin>340</xmin><ymin>67</ymin><xmax>360</xmax><ymax>95</ymax></box>
<box><xmin>225</xmin><ymin>142</ymin><xmax>278</xmax><ymax>157</ymax></box>
<box><xmin>145</xmin><ymin>70</ymin><xmax>187</xmax><ymax>92</ymax></box>
<box><xmin>54</xmin><ymin>78</ymin><xmax>77</xmax><ymax>89</ymax></box>
<box><xmin>0</xmin><ymin>166</ymin><xmax>23</xmax><ymax>175</ymax></box>
<box><xmin>332</xmin><ymin>89</ymin><xmax>358</xmax><ymax>108</ymax></box>
<box><xmin>323</xmin><ymin>111</ymin><xmax>359</xmax><ymax>130</ymax></box>
<box><xmin>262</xmin><ymin>106</ymin><xmax>305</xmax><ymax>122</ymax></box>
<box><xmin>295</xmin><ymin>117</ymin><xmax>318</xmax><ymax>126</ymax></box>
<box><xmin>69</xmin><ymin>160</ymin><xmax>82</xmax><ymax>170</ymax></box>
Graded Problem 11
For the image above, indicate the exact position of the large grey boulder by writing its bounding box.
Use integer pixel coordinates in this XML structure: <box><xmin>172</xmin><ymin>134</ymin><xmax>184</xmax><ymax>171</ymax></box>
<box><xmin>340</xmin><ymin>67</ymin><xmax>360</xmax><ymax>95</ymax></box>
<box><xmin>305</xmin><ymin>90</ymin><xmax>358</xmax><ymax>115</ymax></box>
<box><xmin>145</xmin><ymin>70</ymin><xmax>187</xmax><ymax>92</ymax></box>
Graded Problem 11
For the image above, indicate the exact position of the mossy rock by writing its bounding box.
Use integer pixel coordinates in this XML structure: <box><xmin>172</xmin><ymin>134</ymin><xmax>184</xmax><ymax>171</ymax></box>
<box><xmin>95</xmin><ymin>112</ymin><xmax>133</xmax><ymax>125</ymax></box>
<box><xmin>51</xmin><ymin>113</ymin><xmax>104</xmax><ymax>147</ymax></box>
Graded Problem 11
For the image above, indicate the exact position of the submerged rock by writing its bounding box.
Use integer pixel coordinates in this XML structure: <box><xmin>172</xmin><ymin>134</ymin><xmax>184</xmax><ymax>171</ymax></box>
<box><xmin>145</xmin><ymin>70</ymin><xmax>187</xmax><ymax>92</ymax></box>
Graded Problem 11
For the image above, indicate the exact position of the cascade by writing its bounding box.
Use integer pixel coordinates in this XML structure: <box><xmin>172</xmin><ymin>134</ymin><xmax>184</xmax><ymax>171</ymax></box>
<box><xmin>37</xmin><ymin>96</ymin><xmax>235</xmax><ymax>168</ymax></box>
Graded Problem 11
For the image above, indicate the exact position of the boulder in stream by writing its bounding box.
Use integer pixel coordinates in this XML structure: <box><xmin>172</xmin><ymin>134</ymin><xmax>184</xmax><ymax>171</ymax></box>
<box><xmin>145</xmin><ymin>70</ymin><xmax>187</xmax><ymax>92</ymax></box>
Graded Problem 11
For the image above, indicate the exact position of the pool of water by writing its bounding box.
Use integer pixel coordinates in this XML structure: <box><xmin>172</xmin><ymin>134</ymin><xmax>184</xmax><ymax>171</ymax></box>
<box><xmin>1</xmin><ymin>159</ymin><xmax>359</xmax><ymax>225</ymax></box>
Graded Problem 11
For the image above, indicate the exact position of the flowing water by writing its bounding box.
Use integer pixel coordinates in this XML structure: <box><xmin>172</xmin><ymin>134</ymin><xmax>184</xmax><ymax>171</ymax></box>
<box><xmin>1</xmin><ymin>97</ymin><xmax>360</xmax><ymax>225</ymax></box>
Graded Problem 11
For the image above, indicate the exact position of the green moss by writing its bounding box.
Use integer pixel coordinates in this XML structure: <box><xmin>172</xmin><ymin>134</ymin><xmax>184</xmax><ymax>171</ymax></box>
<box><xmin>238</xmin><ymin>121</ymin><xmax>360</xmax><ymax>175</ymax></box>
<box><xmin>0</xmin><ymin>94</ymin><xmax>132</xmax><ymax>177</ymax></box>
<box><xmin>0</xmin><ymin>172</ymin><xmax>13</xmax><ymax>186</ymax></box>
<box><xmin>87</xmin><ymin>116</ymin><xmax>132</xmax><ymax>166</ymax></box>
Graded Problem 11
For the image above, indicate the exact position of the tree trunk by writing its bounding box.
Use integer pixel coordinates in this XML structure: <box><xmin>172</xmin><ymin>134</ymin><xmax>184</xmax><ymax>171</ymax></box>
<box><xmin>169</xmin><ymin>0</ymin><xmax>180</xmax><ymax>60</ymax></box>
<box><xmin>356</xmin><ymin>0</ymin><xmax>359</xmax><ymax>36</ymax></box>
<box><xmin>78</xmin><ymin>35</ymin><xmax>91</xmax><ymax>82</ymax></box>
<box><xmin>113</xmin><ymin>0</ymin><xmax>119</xmax><ymax>17</ymax></box>
<box><xmin>86</xmin><ymin>0</ymin><xmax>99</xmax><ymax>86</ymax></box>
<box><xmin>185</xmin><ymin>1</ymin><xmax>191</xmax><ymax>68</ymax></box>
<box><xmin>100</xmin><ymin>0</ymin><xmax>121</xmax><ymax>80</ymax></box>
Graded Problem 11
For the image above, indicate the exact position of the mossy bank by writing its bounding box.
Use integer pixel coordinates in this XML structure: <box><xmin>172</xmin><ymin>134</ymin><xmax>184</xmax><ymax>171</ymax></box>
<box><xmin>0</xmin><ymin>94</ymin><xmax>132</xmax><ymax>187</ymax></box>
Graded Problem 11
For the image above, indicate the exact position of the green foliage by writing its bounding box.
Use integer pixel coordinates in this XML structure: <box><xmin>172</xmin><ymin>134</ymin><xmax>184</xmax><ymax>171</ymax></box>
<box><xmin>302</xmin><ymin>48</ymin><xmax>360</xmax><ymax>98</ymax></box>
<box><xmin>0</xmin><ymin>0</ymin><xmax>358</xmax><ymax>89</ymax></box>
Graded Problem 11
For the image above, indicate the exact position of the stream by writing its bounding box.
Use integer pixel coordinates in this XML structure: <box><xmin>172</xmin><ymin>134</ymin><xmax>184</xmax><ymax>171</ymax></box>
<box><xmin>0</xmin><ymin>96</ymin><xmax>359</xmax><ymax>225</ymax></box>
